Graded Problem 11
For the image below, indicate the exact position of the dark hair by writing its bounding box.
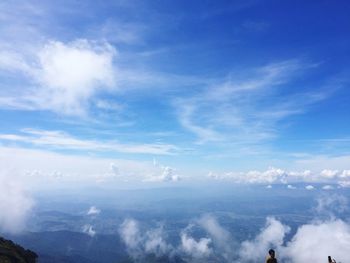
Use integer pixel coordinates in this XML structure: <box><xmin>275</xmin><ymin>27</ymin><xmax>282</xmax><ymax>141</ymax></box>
<box><xmin>269</xmin><ymin>249</ymin><xmax>275</xmax><ymax>255</ymax></box>
<box><xmin>328</xmin><ymin>256</ymin><xmax>332</xmax><ymax>262</ymax></box>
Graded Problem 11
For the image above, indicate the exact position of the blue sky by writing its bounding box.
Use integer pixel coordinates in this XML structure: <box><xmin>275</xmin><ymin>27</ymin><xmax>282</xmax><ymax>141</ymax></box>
<box><xmin>0</xmin><ymin>0</ymin><xmax>350</xmax><ymax>185</ymax></box>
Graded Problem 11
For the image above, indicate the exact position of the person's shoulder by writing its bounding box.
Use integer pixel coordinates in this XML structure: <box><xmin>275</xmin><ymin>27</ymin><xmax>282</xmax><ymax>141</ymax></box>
<box><xmin>266</xmin><ymin>258</ymin><xmax>277</xmax><ymax>263</ymax></box>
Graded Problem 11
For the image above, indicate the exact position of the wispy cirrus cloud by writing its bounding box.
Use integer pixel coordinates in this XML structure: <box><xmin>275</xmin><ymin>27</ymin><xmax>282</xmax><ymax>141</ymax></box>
<box><xmin>0</xmin><ymin>129</ymin><xmax>178</xmax><ymax>155</ymax></box>
<box><xmin>174</xmin><ymin>60</ymin><xmax>329</xmax><ymax>144</ymax></box>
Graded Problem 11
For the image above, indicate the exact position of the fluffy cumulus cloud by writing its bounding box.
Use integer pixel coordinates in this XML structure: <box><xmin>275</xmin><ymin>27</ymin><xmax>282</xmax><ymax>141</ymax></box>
<box><xmin>239</xmin><ymin>195</ymin><xmax>350</xmax><ymax>263</ymax></box>
<box><xmin>197</xmin><ymin>215</ymin><xmax>234</xmax><ymax>261</ymax></box>
<box><xmin>82</xmin><ymin>224</ymin><xmax>96</xmax><ymax>237</ymax></box>
<box><xmin>0</xmin><ymin>171</ymin><xmax>34</xmax><ymax>233</ymax></box>
<box><xmin>236</xmin><ymin>217</ymin><xmax>350</xmax><ymax>263</ymax></box>
<box><xmin>119</xmin><ymin>219</ymin><xmax>142</xmax><ymax>253</ymax></box>
<box><xmin>144</xmin><ymin>160</ymin><xmax>180</xmax><ymax>182</ymax></box>
<box><xmin>119</xmin><ymin>216</ymin><xmax>228</xmax><ymax>261</ymax></box>
<box><xmin>87</xmin><ymin>206</ymin><xmax>101</xmax><ymax>216</ymax></box>
<box><xmin>0</xmin><ymin>39</ymin><xmax>117</xmax><ymax>116</ymax></box>
<box><xmin>144</xmin><ymin>227</ymin><xmax>171</xmax><ymax>256</ymax></box>
<box><xmin>210</xmin><ymin>167</ymin><xmax>350</xmax><ymax>186</ymax></box>
<box><xmin>322</xmin><ymin>185</ymin><xmax>334</xmax><ymax>190</ymax></box>
<box><xmin>34</xmin><ymin>40</ymin><xmax>116</xmax><ymax>115</ymax></box>
<box><xmin>119</xmin><ymin>195</ymin><xmax>350</xmax><ymax>263</ymax></box>
<box><xmin>305</xmin><ymin>185</ymin><xmax>315</xmax><ymax>190</ymax></box>
<box><xmin>281</xmin><ymin>219</ymin><xmax>350</xmax><ymax>263</ymax></box>
<box><xmin>180</xmin><ymin>230</ymin><xmax>212</xmax><ymax>259</ymax></box>
<box><xmin>213</xmin><ymin>167</ymin><xmax>307</xmax><ymax>184</ymax></box>
<box><xmin>239</xmin><ymin>217</ymin><xmax>290</xmax><ymax>262</ymax></box>
<box><xmin>119</xmin><ymin>218</ymin><xmax>215</xmax><ymax>261</ymax></box>
<box><xmin>119</xmin><ymin>219</ymin><xmax>172</xmax><ymax>259</ymax></box>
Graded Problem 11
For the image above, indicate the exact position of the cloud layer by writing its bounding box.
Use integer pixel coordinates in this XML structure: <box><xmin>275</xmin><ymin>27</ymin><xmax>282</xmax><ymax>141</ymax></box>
<box><xmin>210</xmin><ymin>167</ymin><xmax>350</xmax><ymax>186</ymax></box>
<box><xmin>119</xmin><ymin>196</ymin><xmax>350</xmax><ymax>263</ymax></box>
<box><xmin>0</xmin><ymin>170</ymin><xmax>34</xmax><ymax>233</ymax></box>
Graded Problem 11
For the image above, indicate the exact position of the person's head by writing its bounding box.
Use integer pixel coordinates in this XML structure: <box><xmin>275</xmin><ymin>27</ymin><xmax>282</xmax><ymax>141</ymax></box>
<box><xmin>328</xmin><ymin>256</ymin><xmax>332</xmax><ymax>262</ymax></box>
<box><xmin>269</xmin><ymin>249</ymin><xmax>275</xmax><ymax>258</ymax></box>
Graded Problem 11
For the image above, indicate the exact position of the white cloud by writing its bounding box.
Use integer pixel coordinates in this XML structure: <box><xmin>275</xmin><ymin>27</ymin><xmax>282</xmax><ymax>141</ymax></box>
<box><xmin>207</xmin><ymin>171</ymin><xmax>219</xmax><ymax>179</ymax></box>
<box><xmin>217</xmin><ymin>167</ymin><xmax>287</xmax><ymax>184</ymax></box>
<box><xmin>87</xmin><ymin>206</ymin><xmax>101</xmax><ymax>216</ymax></box>
<box><xmin>0</xmin><ymin>170</ymin><xmax>34</xmax><ymax>233</ymax></box>
<box><xmin>340</xmin><ymin>170</ymin><xmax>350</xmax><ymax>178</ymax></box>
<box><xmin>305</xmin><ymin>185</ymin><xmax>314</xmax><ymax>190</ymax></box>
<box><xmin>266</xmin><ymin>185</ymin><xmax>273</xmax><ymax>189</ymax></box>
<box><xmin>0</xmin><ymin>146</ymin><xmax>173</xmax><ymax>187</ymax></box>
<box><xmin>82</xmin><ymin>224</ymin><xmax>96</xmax><ymax>237</ymax></box>
<box><xmin>174</xmin><ymin>60</ymin><xmax>326</xmax><ymax>144</ymax></box>
<box><xmin>144</xmin><ymin>226</ymin><xmax>172</xmax><ymax>257</ymax></box>
<box><xmin>214</xmin><ymin>167</ymin><xmax>305</xmax><ymax>184</ymax></box>
<box><xmin>237</xmin><ymin>215</ymin><xmax>350</xmax><ymax>263</ymax></box>
<box><xmin>209</xmin><ymin>167</ymin><xmax>350</xmax><ymax>185</ymax></box>
<box><xmin>339</xmin><ymin>180</ymin><xmax>350</xmax><ymax>188</ymax></box>
<box><xmin>320</xmin><ymin>169</ymin><xmax>339</xmax><ymax>178</ymax></box>
<box><xmin>198</xmin><ymin>215</ymin><xmax>234</xmax><ymax>261</ymax></box>
<box><xmin>282</xmin><ymin>219</ymin><xmax>350</xmax><ymax>263</ymax></box>
<box><xmin>0</xmin><ymin>129</ymin><xmax>178</xmax><ymax>155</ymax></box>
<box><xmin>160</xmin><ymin>167</ymin><xmax>180</xmax><ymax>182</ymax></box>
<box><xmin>322</xmin><ymin>185</ymin><xmax>334</xmax><ymax>190</ymax></box>
<box><xmin>119</xmin><ymin>219</ymin><xmax>142</xmax><ymax>253</ymax></box>
<box><xmin>0</xmin><ymin>39</ymin><xmax>117</xmax><ymax>116</ymax></box>
<box><xmin>315</xmin><ymin>194</ymin><xmax>348</xmax><ymax>215</ymax></box>
<box><xmin>118</xmin><ymin>199</ymin><xmax>350</xmax><ymax>263</ymax></box>
<box><xmin>0</xmin><ymin>50</ymin><xmax>31</xmax><ymax>73</ymax></box>
<box><xmin>180</xmin><ymin>231</ymin><xmax>212</xmax><ymax>258</ymax></box>
<box><xmin>144</xmin><ymin>160</ymin><xmax>181</xmax><ymax>182</ymax></box>
<box><xmin>119</xmin><ymin>219</ymin><xmax>172</xmax><ymax>259</ymax></box>
<box><xmin>287</xmin><ymin>184</ymin><xmax>296</xmax><ymax>189</ymax></box>
<box><xmin>239</xmin><ymin>217</ymin><xmax>290</xmax><ymax>262</ymax></box>
<box><xmin>35</xmin><ymin>40</ymin><xmax>116</xmax><ymax>115</ymax></box>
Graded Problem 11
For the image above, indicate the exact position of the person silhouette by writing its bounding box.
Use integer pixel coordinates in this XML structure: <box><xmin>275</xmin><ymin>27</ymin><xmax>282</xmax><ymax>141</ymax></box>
<box><xmin>328</xmin><ymin>256</ymin><xmax>336</xmax><ymax>263</ymax></box>
<box><xmin>266</xmin><ymin>249</ymin><xmax>277</xmax><ymax>263</ymax></box>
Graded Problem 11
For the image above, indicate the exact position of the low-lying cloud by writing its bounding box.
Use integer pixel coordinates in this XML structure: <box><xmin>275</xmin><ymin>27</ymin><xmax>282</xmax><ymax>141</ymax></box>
<box><xmin>119</xmin><ymin>219</ymin><xmax>172</xmax><ymax>259</ymax></box>
<box><xmin>239</xmin><ymin>217</ymin><xmax>290</xmax><ymax>262</ymax></box>
<box><xmin>87</xmin><ymin>206</ymin><xmax>101</xmax><ymax>216</ymax></box>
<box><xmin>82</xmin><ymin>224</ymin><xmax>96</xmax><ymax>237</ymax></box>
<box><xmin>119</xmin><ymin>195</ymin><xmax>350</xmax><ymax>263</ymax></box>
<box><xmin>0</xmin><ymin>170</ymin><xmax>34</xmax><ymax>233</ymax></box>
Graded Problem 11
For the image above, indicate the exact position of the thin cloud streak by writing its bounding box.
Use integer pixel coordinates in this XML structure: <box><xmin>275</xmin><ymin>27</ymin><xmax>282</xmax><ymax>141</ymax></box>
<box><xmin>0</xmin><ymin>129</ymin><xmax>179</xmax><ymax>155</ymax></box>
<box><xmin>174</xmin><ymin>60</ymin><xmax>330</xmax><ymax>144</ymax></box>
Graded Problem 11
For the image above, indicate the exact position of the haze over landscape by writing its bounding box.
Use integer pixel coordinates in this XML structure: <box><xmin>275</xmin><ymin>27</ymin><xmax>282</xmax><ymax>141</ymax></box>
<box><xmin>0</xmin><ymin>1</ymin><xmax>350</xmax><ymax>262</ymax></box>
